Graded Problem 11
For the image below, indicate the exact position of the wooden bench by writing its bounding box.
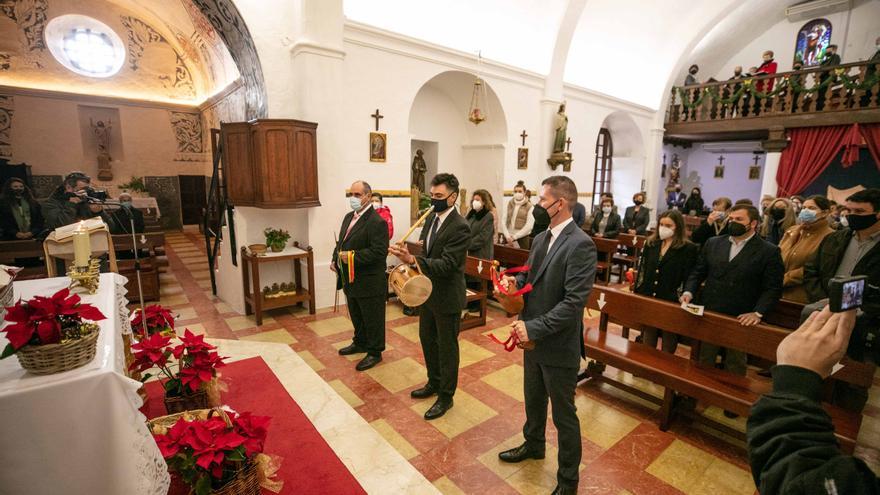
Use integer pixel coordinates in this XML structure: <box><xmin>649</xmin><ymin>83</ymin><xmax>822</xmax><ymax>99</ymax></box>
<box><xmin>0</xmin><ymin>239</ymin><xmax>48</xmax><ymax>280</ymax></box>
<box><xmin>112</xmin><ymin>234</ymin><xmax>163</xmax><ymax>301</ymax></box>
<box><xmin>590</xmin><ymin>236</ymin><xmax>620</xmax><ymax>284</ymax></box>
<box><xmin>493</xmin><ymin>243</ymin><xmax>529</xmax><ymax>268</ymax></box>
<box><xmin>582</xmin><ymin>286</ymin><xmax>868</xmax><ymax>452</ymax></box>
<box><xmin>763</xmin><ymin>298</ymin><xmax>805</xmax><ymax>330</ymax></box>
<box><xmin>613</xmin><ymin>233</ymin><xmax>647</xmax><ymax>276</ymax></box>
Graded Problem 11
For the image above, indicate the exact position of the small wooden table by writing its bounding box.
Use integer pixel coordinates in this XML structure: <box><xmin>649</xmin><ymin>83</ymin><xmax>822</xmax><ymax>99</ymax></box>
<box><xmin>241</xmin><ymin>242</ymin><xmax>316</xmax><ymax>325</ymax></box>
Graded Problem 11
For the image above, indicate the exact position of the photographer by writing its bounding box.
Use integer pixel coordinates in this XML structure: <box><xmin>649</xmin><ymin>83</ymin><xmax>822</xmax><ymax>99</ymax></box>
<box><xmin>42</xmin><ymin>171</ymin><xmax>105</xmax><ymax>231</ymax></box>
<box><xmin>747</xmin><ymin>307</ymin><xmax>878</xmax><ymax>494</ymax></box>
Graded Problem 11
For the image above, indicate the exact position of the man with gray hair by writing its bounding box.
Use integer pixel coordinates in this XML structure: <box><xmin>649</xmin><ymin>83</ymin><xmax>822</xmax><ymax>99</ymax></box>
<box><xmin>333</xmin><ymin>180</ymin><xmax>390</xmax><ymax>371</ymax></box>
<box><xmin>497</xmin><ymin>175</ymin><xmax>597</xmax><ymax>495</ymax></box>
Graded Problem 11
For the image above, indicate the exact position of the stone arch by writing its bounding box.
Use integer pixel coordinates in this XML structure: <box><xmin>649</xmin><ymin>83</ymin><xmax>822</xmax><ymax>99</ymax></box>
<box><xmin>598</xmin><ymin>110</ymin><xmax>647</xmax><ymax>207</ymax></box>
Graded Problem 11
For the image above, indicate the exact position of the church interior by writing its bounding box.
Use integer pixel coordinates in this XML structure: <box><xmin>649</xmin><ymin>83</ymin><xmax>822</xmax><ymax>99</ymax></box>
<box><xmin>1</xmin><ymin>0</ymin><xmax>880</xmax><ymax>494</ymax></box>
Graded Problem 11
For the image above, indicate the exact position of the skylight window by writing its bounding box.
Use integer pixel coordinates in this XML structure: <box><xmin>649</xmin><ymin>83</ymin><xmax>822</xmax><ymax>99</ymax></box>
<box><xmin>47</xmin><ymin>15</ymin><xmax>125</xmax><ymax>78</ymax></box>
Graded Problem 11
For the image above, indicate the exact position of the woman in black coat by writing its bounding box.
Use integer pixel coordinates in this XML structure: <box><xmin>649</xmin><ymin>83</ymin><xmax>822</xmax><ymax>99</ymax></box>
<box><xmin>682</xmin><ymin>187</ymin><xmax>705</xmax><ymax>216</ymax></box>
<box><xmin>589</xmin><ymin>197</ymin><xmax>621</xmax><ymax>239</ymax></box>
<box><xmin>635</xmin><ymin>209</ymin><xmax>699</xmax><ymax>353</ymax></box>
<box><xmin>465</xmin><ymin>189</ymin><xmax>495</xmax><ymax>312</ymax></box>
<box><xmin>623</xmin><ymin>191</ymin><xmax>650</xmax><ymax>235</ymax></box>
<box><xmin>0</xmin><ymin>178</ymin><xmax>44</xmax><ymax>240</ymax></box>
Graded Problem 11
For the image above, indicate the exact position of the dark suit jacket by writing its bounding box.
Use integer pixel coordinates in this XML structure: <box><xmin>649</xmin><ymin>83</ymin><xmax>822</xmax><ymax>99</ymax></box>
<box><xmin>804</xmin><ymin>229</ymin><xmax>880</xmax><ymax>315</ymax></box>
<box><xmin>416</xmin><ymin>209</ymin><xmax>470</xmax><ymax>314</ymax></box>
<box><xmin>635</xmin><ymin>241</ymin><xmax>699</xmax><ymax>302</ymax></box>
<box><xmin>0</xmin><ymin>197</ymin><xmax>44</xmax><ymax>240</ymax></box>
<box><xmin>516</xmin><ymin>221</ymin><xmax>596</xmax><ymax>368</ymax></box>
<box><xmin>684</xmin><ymin>234</ymin><xmax>784</xmax><ymax>317</ymax></box>
<box><xmin>623</xmin><ymin>206</ymin><xmax>650</xmax><ymax>235</ymax></box>
<box><xmin>465</xmin><ymin>209</ymin><xmax>494</xmax><ymax>260</ymax></box>
<box><xmin>333</xmin><ymin>206</ymin><xmax>390</xmax><ymax>298</ymax></box>
<box><xmin>108</xmin><ymin>206</ymin><xmax>145</xmax><ymax>235</ymax></box>
<box><xmin>691</xmin><ymin>219</ymin><xmax>729</xmax><ymax>246</ymax></box>
<box><xmin>589</xmin><ymin>211</ymin><xmax>621</xmax><ymax>239</ymax></box>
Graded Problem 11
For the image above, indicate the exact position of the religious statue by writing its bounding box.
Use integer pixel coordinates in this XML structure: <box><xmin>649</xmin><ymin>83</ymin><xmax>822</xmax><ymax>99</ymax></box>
<box><xmin>547</xmin><ymin>102</ymin><xmax>573</xmax><ymax>171</ymax></box>
<box><xmin>411</xmin><ymin>149</ymin><xmax>427</xmax><ymax>193</ymax></box>
<box><xmin>666</xmin><ymin>154</ymin><xmax>681</xmax><ymax>190</ymax></box>
<box><xmin>90</xmin><ymin>118</ymin><xmax>113</xmax><ymax>181</ymax></box>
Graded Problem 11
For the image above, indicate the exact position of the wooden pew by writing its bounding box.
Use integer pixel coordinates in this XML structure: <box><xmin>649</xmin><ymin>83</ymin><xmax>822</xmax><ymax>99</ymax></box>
<box><xmin>0</xmin><ymin>239</ymin><xmax>48</xmax><ymax>280</ymax></box>
<box><xmin>613</xmin><ymin>233</ymin><xmax>648</xmax><ymax>276</ymax></box>
<box><xmin>684</xmin><ymin>215</ymin><xmax>703</xmax><ymax>238</ymax></box>
<box><xmin>590</xmin><ymin>236</ymin><xmax>620</xmax><ymax>284</ymax></box>
<box><xmin>405</xmin><ymin>241</ymin><xmax>493</xmax><ymax>330</ymax></box>
<box><xmin>763</xmin><ymin>298</ymin><xmax>805</xmax><ymax>330</ymax></box>
<box><xmin>112</xmin><ymin>234</ymin><xmax>163</xmax><ymax>301</ymax></box>
<box><xmin>493</xmin><ymin>243</ymin><xmax>529</xmax><ymax>268</ymax></box>
<box><xmin>582</xmin><ymin>286</ymin><xmax>868</xmax><ymax>452</ymax></box>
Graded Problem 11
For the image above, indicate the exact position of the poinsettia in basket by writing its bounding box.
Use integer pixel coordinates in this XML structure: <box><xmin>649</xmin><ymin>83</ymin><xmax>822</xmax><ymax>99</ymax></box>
<box><xmin>1</xmin><ymin>288</ymin><xmax>106</xmax><ymax>375</ymax></box>
<box><xmin>149</xmin><ymin>408</ymin><xmax>283</xmax><ymax>495</ymax></box>
<box><xmin>130</xmin><ymin>329</ymin><xmax>227</xmax><ymax>414</ymax></box>
<box><xmin>131</xmin><ymin>304</ymin><xmax>176</xmax><ymax>338</ymax></box>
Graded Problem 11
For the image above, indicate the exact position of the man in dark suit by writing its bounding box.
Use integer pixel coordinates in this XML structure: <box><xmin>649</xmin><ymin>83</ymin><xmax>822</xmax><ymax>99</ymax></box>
<box><xmin>389</xmin><ymin>173</ymin><xmax>470</xmax><ymax>420</ymax></box>
<box><xmin>682</xmin><ymin>204</ymin><xmax>784</xmax><ymax>377</ymax></box>
<box><xmin>107</xmin><ymin>193</ymin><xmax>145</xmax><ymax>235</ymax></box>
<box><xmin>496</xmin><ymin>176</ymin><xmax>596</xmax><ymax>495</ymax></box>
<box><xmin>623</xmin><ymin>191</ymin><xmax>650</xmax><ymax>235</ymax></box>
<box><xmin>333</xmin><ymin>181</ymin><xmax>390</xmax><ymax>371</ymax></box>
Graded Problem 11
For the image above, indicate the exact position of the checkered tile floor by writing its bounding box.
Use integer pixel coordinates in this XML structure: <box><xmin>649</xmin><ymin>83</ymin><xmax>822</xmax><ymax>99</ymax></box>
<box><xmin>154</xmin><ymin>230</ymin><xmax>759</xmax><ymax>495</ymax></box>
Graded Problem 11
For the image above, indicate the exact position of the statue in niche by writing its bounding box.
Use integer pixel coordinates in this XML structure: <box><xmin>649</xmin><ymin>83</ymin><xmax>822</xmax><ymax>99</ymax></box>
<box><xmin>547</xmin><ymin>103</ymin><xmax>573</xmax><ymax>171</ymax></box>
<box><xmin>666</xmin><ymin>154</ymin><xmax>681</xmax><ymax>190</ymax></box>
<box><xmin>411</xmin><ymin>149</ymin><xmax>427</xmax><ymax>193</ymax></box>
<box><xmin>90</xmin><ymin>118</ymin><xmax>114</xmax><ymax>181</ymax></box>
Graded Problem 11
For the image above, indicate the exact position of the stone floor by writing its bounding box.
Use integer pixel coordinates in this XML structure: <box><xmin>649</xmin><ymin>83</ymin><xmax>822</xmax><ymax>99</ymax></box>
<box><xmin>155</xmin><ymin>229</ymin><xmax>760</xmax><ymax>495</ymax></box>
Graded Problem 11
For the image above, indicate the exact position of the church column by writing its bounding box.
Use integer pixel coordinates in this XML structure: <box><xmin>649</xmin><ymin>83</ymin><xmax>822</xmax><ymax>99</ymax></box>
<box><xmin>643</xmin><ymin>127</ymin><xmax>666</xmax><ymax>218</ymax></box>
<box><xmin>761</xmin><ymin>126</ymin><xmax>787</xmax><ymax>199</ymax></box>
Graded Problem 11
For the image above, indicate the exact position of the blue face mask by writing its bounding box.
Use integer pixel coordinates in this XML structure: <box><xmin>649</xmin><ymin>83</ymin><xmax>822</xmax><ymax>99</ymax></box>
<box><xmin>798</xmin><ymin>209</ymin><xmax>817</xmax><ymax>224</ymax></box>
<box><xmin>349</xmin><ymin>196</ymin><xmax>363</xmax><ymax>211</ymax></box>
<box><xmin>120</xmin><ymin>201</ymin><xmax>133</xmax><ymax>208</ymax></box>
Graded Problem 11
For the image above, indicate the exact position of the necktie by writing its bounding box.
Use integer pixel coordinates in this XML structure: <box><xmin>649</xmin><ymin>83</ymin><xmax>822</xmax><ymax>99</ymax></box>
<box><xmin>428</xmin><ymin>216</ymin><xmax>440</xmax><ymax>252</ymax></box>
<box><xmin>344</xmin><ymin>213</ymin><xmax>359</xmax><ymax>240</ymax></box>
<box><xmin>530</xmin><ymin>232</ymin><xmax>552</xmax><ymax>280</ymax></box>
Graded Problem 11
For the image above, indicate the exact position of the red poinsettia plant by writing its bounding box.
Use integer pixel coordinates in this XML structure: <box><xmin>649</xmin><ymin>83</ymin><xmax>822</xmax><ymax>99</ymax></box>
<box><xmin>1</xmin><ymin>288</ymin><xmax>106</xmax><ymax>359</ymax></box>
<box><xmin>152</xmin><ymin>410</ymin><xmax>271</xmax><ymax>495</ymax></box>
<box><xmin>131</xmin><ymin>304</ymin><xmax>176</xmax><ymax>337</ymax></box>
<box><xmin>130</xmin><ymin>329</ymin><xmax>227</xmax><ymax>398</ymax></box>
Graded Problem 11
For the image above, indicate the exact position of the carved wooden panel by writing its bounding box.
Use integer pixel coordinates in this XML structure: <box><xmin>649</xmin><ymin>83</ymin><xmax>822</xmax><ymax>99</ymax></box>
<box><xmin>221</xmin><ymin>122</ymin><xmax>255</xmax><ymax>206</ymax></box>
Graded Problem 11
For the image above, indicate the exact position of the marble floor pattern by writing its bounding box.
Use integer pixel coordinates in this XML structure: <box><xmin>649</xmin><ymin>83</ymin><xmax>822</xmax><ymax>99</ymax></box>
<box><xmin>151</xmin><ymin>229</ymin><xmax>761</xmax><ymax>495</ymax></box>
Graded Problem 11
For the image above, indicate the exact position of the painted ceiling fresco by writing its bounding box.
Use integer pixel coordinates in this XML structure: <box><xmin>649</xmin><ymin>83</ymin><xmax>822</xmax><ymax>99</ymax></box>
<box><xmin>0</xmin><ymin>0</ymin><xmax>239</xmax><ymax>104</ymax></box>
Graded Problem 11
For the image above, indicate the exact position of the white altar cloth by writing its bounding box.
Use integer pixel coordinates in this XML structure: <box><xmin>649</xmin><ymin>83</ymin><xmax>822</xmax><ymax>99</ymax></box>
<box><xmin>0</xmin><ymin>274</ymin><xmax>169</xmax><ymax>495</ymax></box>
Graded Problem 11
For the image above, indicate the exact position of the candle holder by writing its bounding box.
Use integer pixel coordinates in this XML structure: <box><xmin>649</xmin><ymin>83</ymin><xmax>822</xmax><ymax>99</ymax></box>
<box><xmin>67</xmin><ymin>258</ymin><xmax>101</xmax><ymax>295</ymax></box>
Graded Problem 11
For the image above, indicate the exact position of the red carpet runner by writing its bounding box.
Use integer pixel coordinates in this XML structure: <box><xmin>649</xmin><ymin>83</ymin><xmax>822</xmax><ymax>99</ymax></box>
<box><xmin>143</xmin><ymin>357</ymin><xmax>367</xmax><ymax>494</ymax></box>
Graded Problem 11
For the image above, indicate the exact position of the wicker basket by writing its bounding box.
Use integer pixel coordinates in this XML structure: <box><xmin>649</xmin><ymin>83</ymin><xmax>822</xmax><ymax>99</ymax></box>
<box><xmin>149</xmin><ymin>409</ymin><xmax>261</xmax><ymax>495</ymax></box>
<box><xmin>163</xmin><ymin>387</ymin><xmax>209</xmax><ymax>414</ymax></box>
<box><xmin>15</xmin><ymin>329</ymin><xmax>99</xmax><ymax>375</ymax></box>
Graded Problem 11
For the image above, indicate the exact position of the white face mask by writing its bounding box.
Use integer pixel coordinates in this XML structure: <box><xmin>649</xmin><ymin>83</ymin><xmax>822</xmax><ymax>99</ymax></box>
<box><xmin>840</xmin><ymin>216</ymin><xmax>849</xmax><ymax>227</ymax></box>
<box><xmin>372</xmin><ymin>201</ymin><xmax>381</xmax><ymax>208</ymax></box>
<box><xmin>513</xmin><ymin>192</ymin><xmax>525</xmax><ymax>201</ymax></box>
<box><xmin>349</xmin><ymin>196</ymin><xmax>362</xmax><ymax>211</ymax></box>
<box><xmin>602</xmin><ymin>206</ymin><xmax>612</xmax><ymax>214</ymax></box>
<box><xmin>472</xmin><ymin>200</ymin><xmax>483</xmax><ymax>211</ymax></box>
<box><xmin>658</xmin><ymin>226</ymin><xmax>675</xmax><ymax>240</ymax></box>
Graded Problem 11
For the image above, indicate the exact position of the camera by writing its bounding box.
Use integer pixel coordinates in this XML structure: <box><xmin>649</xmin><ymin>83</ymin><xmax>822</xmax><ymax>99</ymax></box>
<box><xmin>83</xmin><ymin>187</ymin><xmax>108</xmax><ymax>202</ymax></box>
<box><xmin>829</xmin><ymin>275</ymin><xmax>866</xmax><ymax>313</ymax></box>
<box><xmin>830</xmin><ymin>275</ymin><xmax>880</xmax><ymax>365</ymax></box>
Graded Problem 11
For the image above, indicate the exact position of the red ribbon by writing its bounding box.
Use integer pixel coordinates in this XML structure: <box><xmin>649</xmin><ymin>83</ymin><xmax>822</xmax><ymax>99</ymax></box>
<box><xmin>488</xmin><ymin>329</ymin><xmax>525</xmax><ymax>352</ymax></box>
<box><xmin>491</xmin><ymin>265</ymin><xmax>533</xmax><ymax>297</ymax></box>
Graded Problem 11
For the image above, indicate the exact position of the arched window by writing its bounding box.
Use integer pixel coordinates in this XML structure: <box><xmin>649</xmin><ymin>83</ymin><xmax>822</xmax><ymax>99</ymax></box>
<box><xmin>794</xmin><ymin>19</ymin><xmax>832</xmax><ymax>67</ymax></box>
<box><xmin>591</xmin><ymin>128</ymin><xmax>613</xmax><ymax>210</ymax></box>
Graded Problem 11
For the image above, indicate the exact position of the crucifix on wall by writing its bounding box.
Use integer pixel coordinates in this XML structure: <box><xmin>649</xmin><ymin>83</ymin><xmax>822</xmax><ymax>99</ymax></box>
<box><xmin>565</xmin><ymin>137</ymin><xmax>572</xmax><ymax>152</ymax></box>
<box><xmin>749</xmin><ymin>153</ymin><xmax>762</xmax><ymax>180</ymax></box>
<box><xmin>517</xmin><ymin>129</ymin><xmax>529</xmax><ymax>169</ymax></box>
<box><xmin>369</xmin><ymin>109</ymin><xmax>386</xmax><ymax>162</ymax></box>
<box><xmin>714</xmin><ymin>155</ymin><xmax>725</xmax><ymax>179</ymax></box>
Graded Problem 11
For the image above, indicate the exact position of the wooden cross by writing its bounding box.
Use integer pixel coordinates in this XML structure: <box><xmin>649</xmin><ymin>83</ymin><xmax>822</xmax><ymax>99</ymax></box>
<box><xmin>519</xmin><ymin>130</ymin><xmax>528</xmax><ymax>146</ymax></box>
<box><xmin>753</xmin><ymin>154</ymin><xmax>761</xmax><ymax>166</ymax></box>
<box><xmin>718</xmin><ymin>155</ymin><xmax>725</xmax><ymax>166</ymax></box>
<box><xmin>371</xmin><ymin>109</ymin><xmax>384</xmax><ymax>131</ymax></box>
<box><xmin>565</xmin><ymin>137</ymin><xmax>572</xmax><ymax>151</ymax></box>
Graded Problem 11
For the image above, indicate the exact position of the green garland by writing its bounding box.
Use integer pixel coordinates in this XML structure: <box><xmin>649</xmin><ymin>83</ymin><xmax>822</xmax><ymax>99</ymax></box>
<box><xmin>676</xmin><ymin>68</ymin><xmax>880</xmax><ymax>109</ymax></box>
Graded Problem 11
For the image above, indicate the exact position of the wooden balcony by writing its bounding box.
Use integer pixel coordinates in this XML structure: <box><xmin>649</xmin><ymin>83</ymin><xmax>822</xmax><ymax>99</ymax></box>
<box><xmin>665</xmin><ymin>61</ymin><xmax>880</xmax><ymax>142</ymax></box>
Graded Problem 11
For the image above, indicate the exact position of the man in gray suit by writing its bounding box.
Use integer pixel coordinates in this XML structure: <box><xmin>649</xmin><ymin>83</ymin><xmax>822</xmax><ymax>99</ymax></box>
<box><xmin>497</xmin><ymin>175</ymin><xmax>597</xmax><ymax>495</ymax></box>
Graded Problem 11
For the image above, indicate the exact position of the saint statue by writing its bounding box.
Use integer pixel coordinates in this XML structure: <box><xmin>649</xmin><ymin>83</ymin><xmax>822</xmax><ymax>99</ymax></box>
<box><xmin>667</xmin><ymin>155</ymin><xmax>681</xmax><ymax>189</ymax></box>
<box><xmin>552</xmin><ymin>103</ymin><xmax>568</xmax><ymax>153</ymax></box>
<box><xmin>90</xmin><ymin>118</ymin><xmax>114</xmax><ymax>180</ymax></box>
<box><xmin>411</xmin><ymin>149</ymin><xmax>427</xmax><ymax>193</ymax></box>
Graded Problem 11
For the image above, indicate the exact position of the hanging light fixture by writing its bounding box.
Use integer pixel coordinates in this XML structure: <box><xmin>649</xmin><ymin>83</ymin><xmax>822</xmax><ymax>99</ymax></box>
<box><xmin>468</xmin><ymin>51</ymin><xmax>488</xmax><ymax>125</ymax></box>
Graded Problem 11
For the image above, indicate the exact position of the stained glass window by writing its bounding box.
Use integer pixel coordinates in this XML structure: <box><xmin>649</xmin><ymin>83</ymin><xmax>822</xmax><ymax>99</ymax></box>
<box><xmin>794</xmin><ymin>19</ymin><xmax>832</xmax><ymax>67</ymax></box>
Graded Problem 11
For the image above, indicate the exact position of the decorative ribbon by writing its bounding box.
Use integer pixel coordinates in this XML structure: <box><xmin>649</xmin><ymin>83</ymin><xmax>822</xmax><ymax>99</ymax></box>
<box><xmin>491</xmin><ymin>265</ymin><xmax>533</xmax><ymax>297</ymax></box>
<box><xmin>347</xmin><ymin>250</ymin><xmax>355</xmax><ymax>284</ymax></box>
<box><xmin>488</xmin><ymin>329</ymin><xmax>527</xmax><ymax>352</ymax></box>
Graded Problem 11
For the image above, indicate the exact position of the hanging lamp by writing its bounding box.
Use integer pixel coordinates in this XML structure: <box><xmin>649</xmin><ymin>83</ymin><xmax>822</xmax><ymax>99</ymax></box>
<box><xmin>468</xmin><ymin>51</ymin><xmax>488</xmax><ymax>125</ymax></box>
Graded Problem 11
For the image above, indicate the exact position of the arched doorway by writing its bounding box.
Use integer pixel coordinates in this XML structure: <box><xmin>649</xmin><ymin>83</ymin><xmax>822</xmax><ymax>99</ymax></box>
<box><xmin>407</xmin><ymin>71</ymin><xmax>509</xmax><ymax>220</ymax></box>
<box><xmin>596</xmin><ymin>111</ymin><xmax>646</xmax><ymax>211</ymax></box>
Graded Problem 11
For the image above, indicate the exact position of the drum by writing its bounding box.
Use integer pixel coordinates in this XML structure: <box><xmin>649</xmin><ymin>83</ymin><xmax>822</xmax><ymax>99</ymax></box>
<box><xmin>496</xmin><ymin>279</ymin><xmax>525</xmax><ymax>315</ymax></box>
<box><xmin>389</xmin><ymin>263</ymin><xmax>433</xmax><ymax>307</ymax></box>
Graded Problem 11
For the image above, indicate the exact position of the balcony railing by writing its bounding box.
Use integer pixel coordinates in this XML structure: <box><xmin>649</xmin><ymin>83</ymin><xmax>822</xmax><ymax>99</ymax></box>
<box><xmin>665</xmin><ymin>60</ymin><xmax>880</xmax><ymax>125</ymax></box>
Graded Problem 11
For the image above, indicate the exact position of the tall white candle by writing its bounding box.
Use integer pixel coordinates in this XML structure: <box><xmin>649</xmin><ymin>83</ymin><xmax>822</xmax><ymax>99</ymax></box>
<box><xmin>73</xmin><ymin>222</ymin><xmax>91</xmax><ymax>267</ymax></box>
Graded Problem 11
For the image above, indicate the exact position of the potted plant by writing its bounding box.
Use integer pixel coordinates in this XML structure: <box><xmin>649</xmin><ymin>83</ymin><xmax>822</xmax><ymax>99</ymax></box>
<box><xmin>131</xmin><ymin>304</ymin><xmax>176</xmax><ymax>338</ymax></box>
<box><xmin>263</xmin><ymin>228</ymin><xmax>290</xmax><ymax>252</ymax></box>
<box><xmin>119</xmin><ymin>176</ymin><xmax>148</xmax><ymax>197</ymax></box>
<box><xmin>130</xmin><ymin>329</ymin><xmax>227</xmax><ymax>414</ymax></box>
<box><xmin>150</xmin><ymin>408</ymin><xmax>278</xmax><ymax>495</ymax></box>
<box><xmin>1</xmin><ymin>288</ymin><xmax>106</xmax><ymax>374</ymax></box>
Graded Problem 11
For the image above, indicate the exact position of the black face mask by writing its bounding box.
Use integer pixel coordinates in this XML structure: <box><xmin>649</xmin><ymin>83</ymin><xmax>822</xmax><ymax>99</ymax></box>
<box><xmin>634</xmin><ymin>200</ymin><xmax>644</xmax><ymax>206</ymax></box>
<box><xmin>12</xmin><ymin>190</ymin><xmax>23</xmax><ymax>198</ymax></box>
<box><xmin>544</xmin><ymin>200</ymin><xmax>561</xmax><ymax>220</ymax></box>
<box><xmin>728</xmin><ymin>222</ymin><xmax>749</xmax><ymax>237</ymax></box>
<box><xmin>770</xmin><ymin>208</ymin><xmax>786</xmax><ymax>220</ymax></box>
<box><xmin>691</xmin><ymin>191</ymin><xmax>700</xmax><ymax>197</ymax></box>
<box><xmin>431</xmin><ymin>193</ymin><xmax>455</xmax><ymax>213</ymax></box>
<box><xmin>532</xmin><ymin>205</ymin><xmax>550</xmax><ymax>224</ymax></box>
<box><xmin>846</xmin><ymin>213</ymin><xmax>879</xmax><ymax>231</ymax></box>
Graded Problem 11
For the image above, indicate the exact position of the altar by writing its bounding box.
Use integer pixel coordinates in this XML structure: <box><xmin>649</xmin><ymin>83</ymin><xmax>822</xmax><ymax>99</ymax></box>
<box><xmin>0</xmin><ymin>274</ymin><xmax>169</xmax><ymax>495</ymax></box>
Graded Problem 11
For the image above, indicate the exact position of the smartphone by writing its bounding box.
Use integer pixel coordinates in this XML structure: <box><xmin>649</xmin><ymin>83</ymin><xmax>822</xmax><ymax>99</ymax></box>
<box><xmin>828</xmin><ymin>275</ymin><xmax>867</xmax><ymax>313</ymax></box>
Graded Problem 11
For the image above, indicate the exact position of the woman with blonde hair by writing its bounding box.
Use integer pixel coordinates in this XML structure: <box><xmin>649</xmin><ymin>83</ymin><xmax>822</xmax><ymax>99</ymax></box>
<box><xmin>760</xmin><ymin>197</ymin><xmax>797</xmax><ymax>245</ymax></box>
<box><xmin>779</xmin><ymin>195</ymin><xmax>834</xmax><ymax>303</ymax></box>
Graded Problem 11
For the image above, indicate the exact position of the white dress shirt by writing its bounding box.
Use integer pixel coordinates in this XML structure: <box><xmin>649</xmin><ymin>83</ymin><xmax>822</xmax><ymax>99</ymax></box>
<box><xmin>728</xmin><ymin>231</ymin><xmax>755</xmax><ymax>261</ymax></box>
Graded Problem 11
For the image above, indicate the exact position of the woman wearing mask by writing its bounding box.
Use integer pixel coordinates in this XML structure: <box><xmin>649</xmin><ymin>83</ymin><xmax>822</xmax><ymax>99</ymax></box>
<box><xmin>683</xmin><ymin>187</ymin><xmax>705</xmax><ymax>216</ymax></box>
<box><xmin>501</xmin><ymin>181</ymin><xmax>534</xmax><ymax>248</ymax></box>
<box><xmin>0</xmin><ymin>178</ymin><xmax>44</xmax><ymax>240</ymax></box>
<box><xmin>691</xmin><ymin>197</ymin><xmax>732</xmax><ymax>246</ymax></box>
<box><xmin>778</xmin><ymin>195</ymin><xmax>834</xmax><ymax>303</ymax></box>
<box><xmin>623</xmin><ymin>192</ymin><xmax>651</xmax><ymax>235</ymax></box>
<box><xmin>636</xmin><ymin>210</ymin><xmax>699</xmax><ymax>353</ymax></box>
<box><xmin>589</xmin><ymin>197</ymin><xmax>621</xmax><ymax>239</ymax></box>
<box><xmin>465</xmin><ymin>190</ymin><xmax>495</xmax><ymax>313</ymax></box>
<box><xmin>789</xmin><ymin>195</ymin><xmax>805</xmax><ymax>214</ymax></box>
<box><xmin>760</xmin><ymin>198</ymin><xmax>796</xmax><ymax>245</ymax></box>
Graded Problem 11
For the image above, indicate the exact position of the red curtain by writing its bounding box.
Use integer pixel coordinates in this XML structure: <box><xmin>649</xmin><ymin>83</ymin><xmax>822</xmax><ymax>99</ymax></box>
<box><xmin>776</xmin><ymin>126</ymin><xmax>849</xmax><ymax>197</ymax></box>
<box><xmin>841</xmin><ymin>123</ymin><xmax>863</xmax><ymax>167</ymax></box>
<box><xmin>860</xmin><ymin>123</ymin><xmax>880</xmax><ymax>172</ymax></box>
